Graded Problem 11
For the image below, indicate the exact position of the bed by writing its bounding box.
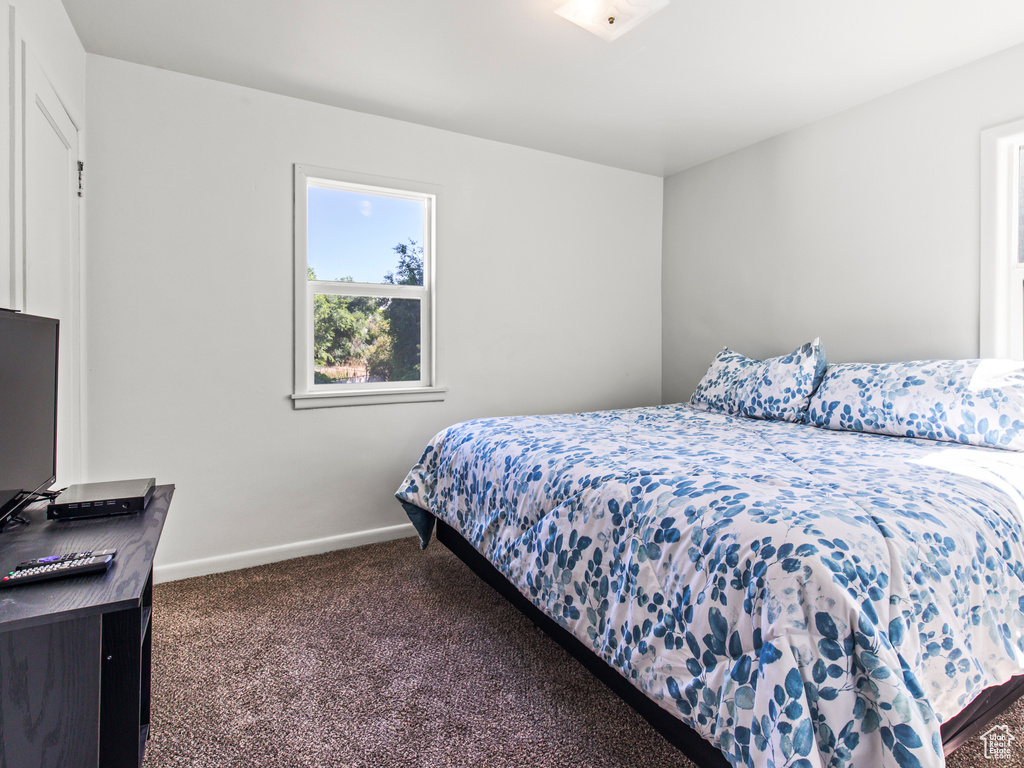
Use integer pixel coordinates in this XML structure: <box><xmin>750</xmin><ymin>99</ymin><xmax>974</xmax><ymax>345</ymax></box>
<box><xmin>396</xmin><ymin>344</ymin><xmax>1024</xmax><ymax>768</ymax></box>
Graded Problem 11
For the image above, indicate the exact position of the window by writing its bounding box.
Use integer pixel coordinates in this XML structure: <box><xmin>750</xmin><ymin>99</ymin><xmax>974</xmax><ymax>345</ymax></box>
<box><xmin>981</xmin><ymin>119</ymin><xmax>1024</xmax><ymax>361</ymax></box>
<box><xmin>293</xmin><ymin>166</ymin><xmax>445</xmax><ymax>408</ymax></box>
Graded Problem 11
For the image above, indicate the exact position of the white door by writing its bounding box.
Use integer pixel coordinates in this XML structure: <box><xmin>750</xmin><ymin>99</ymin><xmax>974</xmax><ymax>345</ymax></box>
<box><xmin>22</xmin><ymin>51</ymin><xmax>80</xmax><ymax>488</ymax></box>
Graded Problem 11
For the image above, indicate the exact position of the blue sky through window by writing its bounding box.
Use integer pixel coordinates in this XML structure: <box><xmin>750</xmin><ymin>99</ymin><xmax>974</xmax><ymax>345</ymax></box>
<box><xmin>307</xmin><ymin>185</ymin><xmax>424</xmax><ymax>283</ymax></box>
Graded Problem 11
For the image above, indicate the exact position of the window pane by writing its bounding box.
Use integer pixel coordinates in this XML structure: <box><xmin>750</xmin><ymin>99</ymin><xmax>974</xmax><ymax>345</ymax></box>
<box><xmin>313</xmin><ymin>295</ymin><xmax>421</xmax><ymax>384</ymax></box>
<box><xmin>307</xmin><ymin>186</ymin><xmax>424</xmax><ymax>285</ymax></box>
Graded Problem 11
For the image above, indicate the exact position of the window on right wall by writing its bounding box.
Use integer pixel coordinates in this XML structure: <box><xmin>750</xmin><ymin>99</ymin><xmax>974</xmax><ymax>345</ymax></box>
<box><xmin>981</xmin><ymin>118</ymin><xmax>1024</xmax><ymax>360</ymax></box>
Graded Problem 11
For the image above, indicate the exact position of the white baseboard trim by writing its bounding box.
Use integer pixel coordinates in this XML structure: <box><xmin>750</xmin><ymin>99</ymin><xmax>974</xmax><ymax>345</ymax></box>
<box><xmin>153</xmin><ymin>522</ymin><xmax>417</xmax><ymax>583</ymax></box>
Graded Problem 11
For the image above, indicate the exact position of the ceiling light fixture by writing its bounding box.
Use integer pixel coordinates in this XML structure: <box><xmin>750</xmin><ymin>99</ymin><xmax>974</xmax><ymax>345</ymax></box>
<box><xmin>554</xmin><ymin>0</ymin><xmax>670</xmax><ymax>42</ymax></box>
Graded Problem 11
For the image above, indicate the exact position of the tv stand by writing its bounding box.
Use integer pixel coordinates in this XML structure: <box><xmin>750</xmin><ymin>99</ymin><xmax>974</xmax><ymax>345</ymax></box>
<box><xmin>0</xmin><ymin>484</ymin><xmax>172</xmax><ymax>767</ymax></box>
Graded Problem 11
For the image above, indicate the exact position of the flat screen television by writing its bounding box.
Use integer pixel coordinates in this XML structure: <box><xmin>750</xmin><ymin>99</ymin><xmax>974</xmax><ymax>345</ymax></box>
<box><xmin>0</xmin><ymin>310</ymin><xmax>58</xmax><ymax>529</ymax></box>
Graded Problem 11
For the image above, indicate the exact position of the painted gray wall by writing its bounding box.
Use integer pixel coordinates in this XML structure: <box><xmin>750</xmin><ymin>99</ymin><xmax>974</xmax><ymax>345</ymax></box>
<box><xmin>83</xmin><ymin>55</ymin><xmax>663</xmax><ymax>577</ymax></box>
<box><xmin>662</xmin><ymin>41</ymin><xmax>1024</xmax><ymax>404</ymax></box>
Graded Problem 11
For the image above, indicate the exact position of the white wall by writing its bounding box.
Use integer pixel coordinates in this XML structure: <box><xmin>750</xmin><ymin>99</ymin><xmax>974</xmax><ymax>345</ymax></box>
<box><xmin>83</xmin><ymin>55</ymin><xmax>663</xmax><ymax>579</ymax></box>
<box><xmin>661</xmin><ymin>41</ymin><xmax>1024</xmax><ymax>404</ymax></box>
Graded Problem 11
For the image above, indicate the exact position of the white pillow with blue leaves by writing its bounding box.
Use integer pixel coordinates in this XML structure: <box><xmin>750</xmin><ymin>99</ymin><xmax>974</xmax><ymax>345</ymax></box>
<box><xmin>689</xmin><ymin>339</ymin><xmax>827</xmax><ymax>422</ymax></box>
<box><xmin>806</xmin><ymin>359</ymin><xmax>1024</xmax><ymax>451</ymax></box>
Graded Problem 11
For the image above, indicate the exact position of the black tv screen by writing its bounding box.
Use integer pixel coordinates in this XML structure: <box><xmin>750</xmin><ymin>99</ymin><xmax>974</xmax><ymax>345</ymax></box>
<box><xmin>0</xmin><ymin>310</ymin><xmax>58</xmax><ymax>526</ymax></box>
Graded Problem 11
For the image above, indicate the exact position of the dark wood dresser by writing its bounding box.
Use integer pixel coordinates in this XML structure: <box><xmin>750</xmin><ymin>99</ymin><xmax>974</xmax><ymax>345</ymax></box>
<box><xmin>0</xmin><ymin>484</ymin><xmax>173</xmax><ymax>768</ymax></box>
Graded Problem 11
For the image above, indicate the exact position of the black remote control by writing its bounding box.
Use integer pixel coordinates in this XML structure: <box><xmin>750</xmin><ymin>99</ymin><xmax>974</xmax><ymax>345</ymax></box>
<box><xmin>1</xmin><ymin>554</ymin><xmax>114</xmax><ymax>587</ymax></box>
<box><xmin>15</xmin><ymin>548</ymin><xmax>117</xmax><ymax>570</ymax></box>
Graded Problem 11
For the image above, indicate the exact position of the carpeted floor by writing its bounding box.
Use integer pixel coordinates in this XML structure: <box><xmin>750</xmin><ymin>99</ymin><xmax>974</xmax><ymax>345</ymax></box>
<box><xmin>144</xmin><ymin>537</ymin><xmax>1024</xmax><ymax>768</ymax></box>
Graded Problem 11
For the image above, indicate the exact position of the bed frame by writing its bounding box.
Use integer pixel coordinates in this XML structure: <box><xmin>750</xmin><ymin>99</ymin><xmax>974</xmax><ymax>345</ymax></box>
<box><xmin>433</xmin><ymin>517</ymin><xmax>1024</xmax><ymax>766</ymax></box>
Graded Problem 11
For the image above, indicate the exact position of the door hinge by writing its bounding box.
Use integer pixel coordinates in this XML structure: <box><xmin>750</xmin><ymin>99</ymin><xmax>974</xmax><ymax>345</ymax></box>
<box><xmin>77</xmin><ymin>161</ymin><xmax>84</xmax><ymax>198</ymax></box>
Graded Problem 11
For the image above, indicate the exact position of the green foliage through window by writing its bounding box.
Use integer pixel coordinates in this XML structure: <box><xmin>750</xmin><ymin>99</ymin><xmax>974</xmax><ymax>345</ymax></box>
<box><xmin>312</xmin><ymin>242</ymin><xmax>423</xmax><ymax>384</ymax></box>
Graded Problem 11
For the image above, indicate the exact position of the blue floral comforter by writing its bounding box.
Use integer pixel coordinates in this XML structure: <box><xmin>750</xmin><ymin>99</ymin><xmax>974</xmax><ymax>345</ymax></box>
<box><xmin>395</xmin><ymin>404</ymin><xmax>1024</xmax><ymax>768</ymax></box>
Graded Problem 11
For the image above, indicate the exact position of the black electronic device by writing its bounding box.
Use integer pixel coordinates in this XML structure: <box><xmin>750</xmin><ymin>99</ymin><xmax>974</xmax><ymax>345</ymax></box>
<box><xmin>15</xmin><ymin>548</ymin><xmax>117</xmax><ymax>570</ymax></box>
<box><xmin>47</xmin><ymin>478</ymin><xmax>156</xmax><ymax>520</ymax></box>
<box><xmin>0</xmin><ymin>553</ymin><xmax>114</xmax><ymax>587</ymax></box>
<box><xmin>0</xmin><ymin>309</ymin><xmax>59</xmax><ymax>530</ymax></box>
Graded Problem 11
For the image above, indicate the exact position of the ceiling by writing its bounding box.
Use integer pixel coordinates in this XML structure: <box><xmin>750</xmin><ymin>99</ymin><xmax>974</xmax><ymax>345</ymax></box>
<box><xmin>60</xmin><ymin>0</ymin><xmax>1024</xmax><ymax>176</ymax></box>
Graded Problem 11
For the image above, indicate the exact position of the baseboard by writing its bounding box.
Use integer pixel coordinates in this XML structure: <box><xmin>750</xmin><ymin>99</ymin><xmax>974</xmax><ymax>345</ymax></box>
<box><xmin>153</xmin><ymin>522</ymin><xmax>416</xmax><ymax>583</ymax></box>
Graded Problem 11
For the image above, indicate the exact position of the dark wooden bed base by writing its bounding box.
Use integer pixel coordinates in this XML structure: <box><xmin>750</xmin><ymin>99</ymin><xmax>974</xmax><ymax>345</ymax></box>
<box><xmin>433</xmin><ymin>517</ymin><xmax>1024</xmax><ymax>766</ymax></box>
<box><xmin>941</xmin><ymin>671</ymin><xmax>1024</xmax><ymax>755</ymax></box>
<box><xmin>435</xmin><ymin>518</ymin><xmax>731</xmax><ymax>768</ymax></box>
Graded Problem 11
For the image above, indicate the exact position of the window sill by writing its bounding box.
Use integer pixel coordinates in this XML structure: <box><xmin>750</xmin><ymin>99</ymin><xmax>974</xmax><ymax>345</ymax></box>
<box><xmin>291</xmin><ymin>386</ymin><xmax>448</xmax><ymax>410</ymax></box>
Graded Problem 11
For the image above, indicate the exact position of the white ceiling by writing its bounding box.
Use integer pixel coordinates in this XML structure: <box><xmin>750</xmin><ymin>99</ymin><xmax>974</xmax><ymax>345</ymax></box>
<box><xmin>60</xmin><ymin>0</ymin><xmax>1024</xmax><ymax>176</ymax></box>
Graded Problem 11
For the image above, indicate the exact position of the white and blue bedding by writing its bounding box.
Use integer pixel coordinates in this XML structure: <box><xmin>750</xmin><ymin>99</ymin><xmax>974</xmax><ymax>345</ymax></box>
<box><xmin>396</xmin><ymin>404</ymin><xmax>1024</xmax><ymax>768</ymax></box>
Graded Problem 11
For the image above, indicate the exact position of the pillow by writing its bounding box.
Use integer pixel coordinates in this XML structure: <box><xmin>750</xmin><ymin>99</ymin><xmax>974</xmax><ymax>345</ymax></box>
<box><xmin>689</xmin><ymin>339</ymin><xmax>827</xmax><ymax>422</ymax></box>
<box><xmin>805</xmin><ymin>359</ymin><xmax>1024</xmax><ymax>451</ymax></box>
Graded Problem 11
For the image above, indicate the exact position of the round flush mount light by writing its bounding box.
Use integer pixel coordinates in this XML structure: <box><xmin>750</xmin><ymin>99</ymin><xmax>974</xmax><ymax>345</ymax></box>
<box><xmin>554</xmin><ymin>0</ymin><xmax>670</xmax><ymax>42</ymax></box>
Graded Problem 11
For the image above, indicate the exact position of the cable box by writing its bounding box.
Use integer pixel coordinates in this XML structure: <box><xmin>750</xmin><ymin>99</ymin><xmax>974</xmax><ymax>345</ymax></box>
<box><xmin>47</xmin><ymin>478</ymin><xmax>156</xmax><ymax>520</ymax></box>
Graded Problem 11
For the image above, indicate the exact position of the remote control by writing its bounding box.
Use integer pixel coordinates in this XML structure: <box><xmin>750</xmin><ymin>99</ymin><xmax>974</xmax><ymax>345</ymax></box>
<box><xmin>15</xmin><ymin>548</ymin><xmax>117</xmax><ymax>570</ymax></box>
<box><xmin>0</xmin><ymin>554</ymin><xmax>114</xmax><ymax>587</ymax></box>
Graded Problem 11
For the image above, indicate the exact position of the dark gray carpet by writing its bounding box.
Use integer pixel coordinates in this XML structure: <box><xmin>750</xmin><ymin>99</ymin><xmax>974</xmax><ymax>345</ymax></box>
<box><xmin>144</xmin><ymin>537</ymin><xmax>1024</xmax><ymax>768</ymax></box>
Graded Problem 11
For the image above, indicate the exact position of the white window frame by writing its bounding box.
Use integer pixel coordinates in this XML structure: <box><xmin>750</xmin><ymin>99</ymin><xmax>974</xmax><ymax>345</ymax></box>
<box><xmin>981</xmin><ymin>118</ymin><xmax>1024</xmax><ymax>361</ymax></box>
<box><xmin>292</xmin><ymin>165</ymin><xmax>446</xmax><ymax>409</ymax></box>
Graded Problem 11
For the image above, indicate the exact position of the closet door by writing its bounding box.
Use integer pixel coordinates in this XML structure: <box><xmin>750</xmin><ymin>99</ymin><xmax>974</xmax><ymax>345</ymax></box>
<box><xmin>21</xmin><ymin>49</ymin><xmax>81</xmax><ymax>487</ymax></box>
